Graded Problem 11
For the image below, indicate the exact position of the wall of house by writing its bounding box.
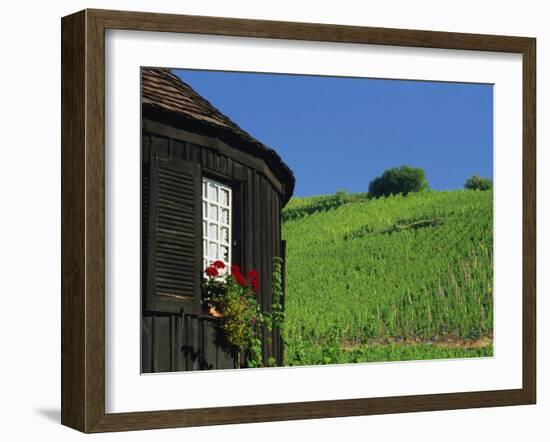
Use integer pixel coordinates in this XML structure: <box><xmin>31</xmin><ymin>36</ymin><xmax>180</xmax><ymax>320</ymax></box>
<box><xmin>141</xmin><ymin>122</ymin><xmax>285</xmax><ymax>371</ymax></box>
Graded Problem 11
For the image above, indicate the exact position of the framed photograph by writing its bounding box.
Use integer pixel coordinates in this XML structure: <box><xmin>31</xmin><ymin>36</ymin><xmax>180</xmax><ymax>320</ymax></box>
<box><xmin>61</xmin><ymin>9</ymin><xmax>536</xmax><ymax>433</ymax></box>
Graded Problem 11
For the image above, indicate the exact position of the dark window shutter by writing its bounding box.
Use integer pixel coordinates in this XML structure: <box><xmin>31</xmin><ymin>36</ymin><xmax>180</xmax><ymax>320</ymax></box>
<box><xmin>142</xmin><ymin>161</ymin><xmax>149</xmax><ymax>305</ymax></box>
<box><xmin>145</xmin><ymin>151</ymin><xmax>202</xmax><ymax>314</ymax></box>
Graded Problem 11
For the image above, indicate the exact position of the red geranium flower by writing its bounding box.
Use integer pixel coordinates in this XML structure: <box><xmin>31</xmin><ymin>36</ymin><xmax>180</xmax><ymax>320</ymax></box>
<box><xmin>247</xmin><ymin>269</ymin><xmax>259</xmax><ymax>293</ymax></box>
<box><xmin>250</xmin><ymin>279</ymin><xmax>259</xmax><ymax>293</ymax></box>
<box><xmin>212</xmin><ymin>260</ymin><xmax>225</xmax><ymax>269</ymax></box>
<box><xmin>205</xmin><ymin>266</ymin><xmax>219</xmax><ymax>277</ymax></box>
<box><xmin>235</xmin><ymin>273</ymin><xmax>247</xmax><ymax>286</ymax></box>
<box><xmin>230</xmin><ymin>264</ymin><xmax>245</xmax><ymax>285</ymax></box>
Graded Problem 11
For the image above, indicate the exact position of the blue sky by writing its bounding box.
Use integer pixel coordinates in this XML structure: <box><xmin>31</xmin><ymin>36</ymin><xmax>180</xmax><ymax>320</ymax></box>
<box><xmin>173</xmin><ymin>69</ymin><xmax>493</xmax><ymax>197</ymax></box>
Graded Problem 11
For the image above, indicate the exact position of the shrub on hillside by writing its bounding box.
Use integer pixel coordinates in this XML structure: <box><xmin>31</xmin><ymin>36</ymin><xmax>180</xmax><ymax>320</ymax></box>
<box><xmin>368</xmin><ymin>165</ymin><xmax>429</xmax><ymax>198</ymax></box>
<box><xmin>464</xmin><ymin>175</ymin><xmax>493</xmax><ymax>191</ymax></box>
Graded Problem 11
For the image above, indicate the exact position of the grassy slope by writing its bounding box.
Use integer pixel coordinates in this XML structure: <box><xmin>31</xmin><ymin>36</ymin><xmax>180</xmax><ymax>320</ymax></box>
<box><xmin>281</xmin><ymin>190</ymin><xmax>493</xmax><ymax>366</ymax></box>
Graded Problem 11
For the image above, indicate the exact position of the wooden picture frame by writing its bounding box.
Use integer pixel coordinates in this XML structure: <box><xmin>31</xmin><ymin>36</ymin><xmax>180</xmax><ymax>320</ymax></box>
<box><xmin>61</xmin><ymin>8</ymin><xmax>536</xmax><ymax>433</ymax></box>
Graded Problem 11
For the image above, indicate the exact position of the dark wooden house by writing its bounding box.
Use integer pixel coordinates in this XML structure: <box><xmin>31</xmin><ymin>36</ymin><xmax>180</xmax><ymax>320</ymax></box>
<box><xmin>141</xmin><ymin>68</ymin><xmax>295</xmax><ymax>373</ymax></box>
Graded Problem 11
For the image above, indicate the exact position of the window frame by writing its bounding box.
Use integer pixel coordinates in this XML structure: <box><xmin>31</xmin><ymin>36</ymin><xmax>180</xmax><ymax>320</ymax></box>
<box><xmin>201</xmin><ymin>169</ymin><xmax>244</xmax><ymax>277</ymax></box>
<box><xmin>202</xmin><ymin>176</ymin><xmax>233</xmax><ymax>273</ymax></box>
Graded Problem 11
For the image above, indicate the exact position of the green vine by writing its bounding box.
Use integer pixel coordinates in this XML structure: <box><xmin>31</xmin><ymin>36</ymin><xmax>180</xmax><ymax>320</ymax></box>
<box><xmin>271</xmin><ymin>256</ymin><xmax>285</xmax><ymax>330</ymax></box>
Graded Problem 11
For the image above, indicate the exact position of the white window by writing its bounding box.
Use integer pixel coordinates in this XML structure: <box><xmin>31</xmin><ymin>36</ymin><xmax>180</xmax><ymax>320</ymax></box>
<box><xmin>202</xmin><ymin>177</ymin><xmax>232</xmax><ymax>273</ymax></box>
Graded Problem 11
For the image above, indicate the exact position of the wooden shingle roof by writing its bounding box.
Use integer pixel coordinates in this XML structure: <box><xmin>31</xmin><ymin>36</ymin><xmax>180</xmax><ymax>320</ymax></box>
<box><xmin>142</xmin><ymin>68</ymin><xmax>295</xmax><ymax>202</ymax></box>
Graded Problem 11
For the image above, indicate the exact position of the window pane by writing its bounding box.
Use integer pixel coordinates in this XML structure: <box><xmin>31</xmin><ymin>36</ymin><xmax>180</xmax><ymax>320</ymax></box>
<box><xmin>208</xmin><ymin>241</ymin><xmax>217</xmax><ymax>259</ymax></box>
<box><xmin>202</xmin><ymin>181</ymin><xmax>207</xmax><ymax>198</ymax></box>
<box><xmin>220</xmin><ymin>245</ymin><xmax>229</xmax><ymax>262</ymax></box>
<box><xmin>208</xmin><ymin>223</ymin><xmax>218</xmax><ymax>240</ymax></box>
<box><xmin>220</xmin><ymin>208</ymin><xmax>229</xmax><ymax>225</ymax></box>
<box><xmin>220</xmin><ymin>188</ymin><xmax>229</xmax><ymax>206</ymax></box>
<box><xmin>203</xmin><ymin>240</ymin><xmax>207</xmax><ymax>256</ymax></box>
<box><xmin>220</xmin><ymin>227</ymin><xmax>229</xmax><ymax>244</ymax></box>
<box><xmin>202</xmin><ymin>201</ymin><xmax>207</xmax><ymax>219</ymax></box>
<box><xmin>209</xmin><ymin>204</ymin><xmax>218</xmax><ymax>221</ymax></box>
<box><xmin>208</xmin><ymin>182</ymin><xmax>218</xmax><ymax>201</ymax></box>
<box><xmin>202</xmin><ymin>220</ymin><xmax>207</xmax><ymax>236</ymax></box>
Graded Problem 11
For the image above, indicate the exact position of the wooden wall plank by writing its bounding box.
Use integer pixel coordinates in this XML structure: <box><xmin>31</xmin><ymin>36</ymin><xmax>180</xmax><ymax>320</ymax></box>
<box><xmin>185</xmin><ymin>314</ymin><xmax>201</xmax><ymax>371</ymax></box>
<box><xmin>245</xmin><ymin>168</ymin><xmax>254</xmax><ymax>272</ymax></box>
<box><xmin>172</xmin><ymin>138</ymin><xmax>185</xmax><ymax>160</ymax></box>
<box><xmin>175</xmin><ymin>314</ymin><xmax>186</xmax><ymax>371</ymax></box>
<box><xmin>189</xmin><ymin>143</ymin><xmax>200</xmax><ymax>163</ymax></box>
<box><xmin>220</xmin><ymin>155</ymin><xmax>228</xmax><ymax>176</ymax></box>
<box><xmin>201</xmin><ymin>145</ymin><xmax>208</xmax><ymax>168</ymax></box>
<box><xmin>141</xmin><ymin>316</ymin><xmax>153</xmax><ymax>373</ymax></box>
<box><xmin>217</xmin><ymin>345</ymin><xmax>235</xmax><ymax>369</ymax></box>
<box><xmin>153</xmin><ymin>316</ymin><xmax>171</xmax><ymax>372</ymax></box>
<box><xmin>233</xmin><ymin>161</ymin><xmax>244</xmax><ymax>181</ymax></box>
<box><xmin>203</xmin><ymin>320</ymin><xmax>218</xmax><ymax>370</ymax></box>
<box><xmin>150</xmin><ymin>135</ymin><xmax>169</xmax><ymax>156</ymax></box>
<box><xmin>170</xmin><ymin>314</ymin><xmax>177</xmax><ymax>371</ymax></box>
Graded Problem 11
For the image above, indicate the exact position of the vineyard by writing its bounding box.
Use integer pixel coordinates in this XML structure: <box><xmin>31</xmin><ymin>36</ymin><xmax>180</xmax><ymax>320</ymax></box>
<box><xmin>281</xmin><ymin>189</ymin><xmax>493</xmax><ymax>366</ymax></box>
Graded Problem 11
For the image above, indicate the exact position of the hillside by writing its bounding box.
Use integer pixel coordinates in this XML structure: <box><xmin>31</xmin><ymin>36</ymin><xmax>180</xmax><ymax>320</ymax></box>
<box><xmin>281</xmin><ymin>190</ymin><xmax>493</xmax><ymax>366</ymax></box>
